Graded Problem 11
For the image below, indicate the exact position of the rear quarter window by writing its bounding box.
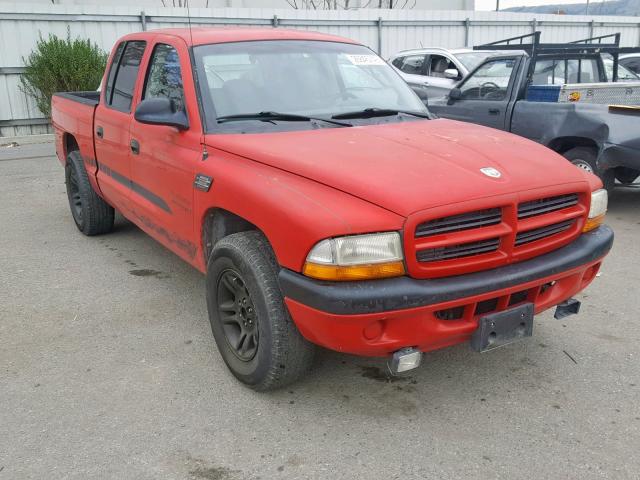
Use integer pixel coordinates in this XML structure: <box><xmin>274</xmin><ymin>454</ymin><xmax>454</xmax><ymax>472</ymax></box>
<box><xmin>107</xmin><ymin>41</ymin><xmax>146</xmax><ymax>113</ymax></box>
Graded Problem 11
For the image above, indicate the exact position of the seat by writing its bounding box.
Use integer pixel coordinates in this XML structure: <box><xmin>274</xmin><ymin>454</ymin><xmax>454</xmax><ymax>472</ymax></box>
<box><xmin>431</xmin><ymin>58</ymin><xmax>450</xmax><ymax>78</ymax></box>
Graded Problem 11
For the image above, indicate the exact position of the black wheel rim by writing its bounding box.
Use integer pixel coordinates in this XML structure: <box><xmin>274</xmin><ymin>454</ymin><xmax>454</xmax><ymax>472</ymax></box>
<box><xmin>216</xmin><ymin>269</ymin><xmax>259</xmax><ymax>361</ymax></box>
<box><xmin>67</xmin><ymin>166</ymin><xmax>83</xmax><ymax>223</ymax></box>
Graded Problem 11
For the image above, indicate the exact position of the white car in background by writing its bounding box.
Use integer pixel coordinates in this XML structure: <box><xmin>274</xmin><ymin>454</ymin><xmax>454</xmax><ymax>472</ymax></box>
<box><xmin>619</xmin><ymin>53</ymin><xmax>640</xmax><ymax>75</ymax></box>
<box><xmin>388</xmin><ymin>48</ymin><xmax>493</xmax><ymax>102</ymax></box>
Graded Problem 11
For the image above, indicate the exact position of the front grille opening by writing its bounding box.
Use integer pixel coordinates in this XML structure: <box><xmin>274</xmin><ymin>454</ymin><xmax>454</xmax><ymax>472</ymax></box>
<box><xmin>435</xmin><ymin>306</ymin><xmax>465</xmax><ymax>321</ymax></box>
<box><xmin>518</xmin><ymin>194</ymin><xmax>579</xmax><ymax>219</ymax></box>
<box><xmin>475</xmin><ymin>298</ymin><xmax>499</xmax><ymax>316</ymax></box>
<box><xmin>416</xmin><ymin>238</ymin><xmax>500</xmax><ymax>262</ymax></box>
<box><xmin>508</xmin><ymin>289</ymin><xmax>529</xmax><ymax>306</ymax></box>
<box><xmin>415</xmin><ymin>208</ymin><xmax>501</xmax><ymax>238</ymax></box>
<box><xmin>515</xmin><ymin>219</ymin><xmax>574</xmax><ymax>246</ymax></box>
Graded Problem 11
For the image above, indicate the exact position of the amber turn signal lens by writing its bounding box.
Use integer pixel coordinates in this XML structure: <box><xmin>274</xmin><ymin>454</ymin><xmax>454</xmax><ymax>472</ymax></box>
<box><xmin>302</xmin><ymin>261</ymin><xmax>405</xmax><ymax>281</ymax></box>
<box><xmin>583</xmin><ymin>213</ymin><xmax>605</xmax><ymax>233</ymax></box>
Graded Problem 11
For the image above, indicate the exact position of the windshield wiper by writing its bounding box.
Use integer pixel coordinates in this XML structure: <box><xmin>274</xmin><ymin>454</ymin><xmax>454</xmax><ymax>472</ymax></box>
<box><xmin>216</xmin><ymin>111</ymin><xmax>352</xmax><ymax>127</ymax></box>
<box><xmin>332</xmin><ymin>108</ymin><xmax>430</xmax><ymax>120</ymax></box>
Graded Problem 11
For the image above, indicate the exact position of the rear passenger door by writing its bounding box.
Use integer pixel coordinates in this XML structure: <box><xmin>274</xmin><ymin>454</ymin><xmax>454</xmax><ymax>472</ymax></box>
<box><xmin>94</xmin><ymin>40</ymin><xmax>146</xmax><ymax>211</ymax></box>
<box><xmin>129</xmin><ymin>37</ymin><xmax>202</xmax><ymax>263</ymax></box>
<box><xmin>392</xmin><ymin>54</ymin><xmax>429</xmax><ymax>102</ymax></box>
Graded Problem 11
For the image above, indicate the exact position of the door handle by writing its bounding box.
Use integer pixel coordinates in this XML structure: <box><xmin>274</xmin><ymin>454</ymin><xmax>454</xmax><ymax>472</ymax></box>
<box><xmin>130</xmin><ymin>139</ymin><xmax>140</xmax><ymax>155</ymax></box>
<box><xmin>488</xmin><ymin>108</ymin><xmax>500</xmax><ymax>115</ymax></box>
<box><xmin>96</xmin><ymin>126</ymin><xmax>103</xmax><ymax>138</ymax></box>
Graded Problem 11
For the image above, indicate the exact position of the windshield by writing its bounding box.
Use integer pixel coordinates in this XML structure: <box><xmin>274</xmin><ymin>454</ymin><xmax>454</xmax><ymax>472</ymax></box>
<box><xmin>603</xmin><ymin>58</ymin><xmax>640</xmax><ymax>81</ymax></box>
<box><xmin>455</xmin><ymin>52</ymin><xmax>492</xmax><ymax>72</ymax></box>
<box><xmin>193</xmin><ymin>40</ymin><xmax>427</xmax><ymax>132</ymax></box>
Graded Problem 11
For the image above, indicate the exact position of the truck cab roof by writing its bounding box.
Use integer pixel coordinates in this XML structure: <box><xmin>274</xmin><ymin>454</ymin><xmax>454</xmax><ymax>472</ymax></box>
<box><xmin>119</xmin><ymin>27</ymin><xmax>358</xmax><ymax>47</ymax></box>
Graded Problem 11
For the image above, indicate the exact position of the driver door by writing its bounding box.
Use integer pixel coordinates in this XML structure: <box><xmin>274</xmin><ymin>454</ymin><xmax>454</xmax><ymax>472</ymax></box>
<box><xmin>430</xmin><ymin>56</ymin><xmax>519</xmax><ymax>131</ymax></box>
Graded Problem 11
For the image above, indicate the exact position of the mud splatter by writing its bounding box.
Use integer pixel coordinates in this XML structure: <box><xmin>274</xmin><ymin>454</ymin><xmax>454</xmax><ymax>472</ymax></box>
<box><xmin>128</xmin><ymin>269</ymin><xmax>170</xmax><ymax>279</ymax></box>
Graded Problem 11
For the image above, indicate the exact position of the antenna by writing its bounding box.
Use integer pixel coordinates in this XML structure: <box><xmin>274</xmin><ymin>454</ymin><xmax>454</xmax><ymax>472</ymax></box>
<box><xmin>186</xmin><ymin>0</ymin><xmax>195</xmax><ymax>47</ymax></box>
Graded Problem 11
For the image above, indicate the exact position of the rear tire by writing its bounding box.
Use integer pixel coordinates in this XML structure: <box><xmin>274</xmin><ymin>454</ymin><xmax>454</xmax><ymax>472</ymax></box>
<box><xmin>206</xmin><ymin>231</ymin><xmax>315</xmax><ymax>391</ymax></box>
<box><xmin>615</xmin><ymin>167</ymin><xmax>639</xmax><ymax>185</ymax></box>
<box><xmin>563</xmin><ymin>146</ymin><xmax>614</xmax><ymax>192</ymax></box>
<box><xmin>65</xmin><ymin>150</ymin><xmax>114</xmax><ymax>235</ymax></box>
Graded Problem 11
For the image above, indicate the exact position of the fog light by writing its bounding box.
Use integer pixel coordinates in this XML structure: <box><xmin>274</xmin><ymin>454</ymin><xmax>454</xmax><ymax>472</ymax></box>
<box><xmin>388</xmin><ymin>347</ymin><xmax>422</xmax><ymax>375</ymax></box>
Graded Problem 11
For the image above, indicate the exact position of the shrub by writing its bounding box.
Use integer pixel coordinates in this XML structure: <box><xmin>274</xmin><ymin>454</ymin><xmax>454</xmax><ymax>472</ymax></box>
<box><xmin>20</xmin><ymin>30</ymin><xmax>107</xmax><ymax>117</ymax></box>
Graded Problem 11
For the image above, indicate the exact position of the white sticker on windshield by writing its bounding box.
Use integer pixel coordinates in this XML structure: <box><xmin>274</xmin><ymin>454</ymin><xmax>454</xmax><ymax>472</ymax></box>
<box><xmin>345</xmin><ymin>54</ymin><xmax>386</xmax><ymax>66</ymax></box>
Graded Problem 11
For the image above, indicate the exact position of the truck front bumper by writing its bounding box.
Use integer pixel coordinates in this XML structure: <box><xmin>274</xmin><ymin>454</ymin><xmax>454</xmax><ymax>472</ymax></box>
<box><xmin>279</xmin><ymin>225</ymin><xmax>614</xmax><ymax>356</ymax></box>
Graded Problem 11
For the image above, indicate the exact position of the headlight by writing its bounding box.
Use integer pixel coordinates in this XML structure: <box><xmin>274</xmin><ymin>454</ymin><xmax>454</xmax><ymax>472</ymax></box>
<box><xmin>303</xmin><ymin>232</ymin><xmax>405</xmax><ymax>281</ymax></box>
<box><xmin>583</xmin><ymin>189</ymin><xmax>607</xmax><ymax>232</ymax></box>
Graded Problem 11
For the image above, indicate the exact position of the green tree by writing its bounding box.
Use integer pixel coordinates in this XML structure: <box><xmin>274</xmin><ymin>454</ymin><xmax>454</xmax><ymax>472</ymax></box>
<box><xmin>20</xmin><ymin>30</ymin><xmax>107</xmax><ymax>117</ymax></box>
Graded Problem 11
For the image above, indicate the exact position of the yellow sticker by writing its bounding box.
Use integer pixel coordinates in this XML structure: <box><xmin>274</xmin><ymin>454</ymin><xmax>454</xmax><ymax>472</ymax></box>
<box><xmin>568</xmin><ymin>91</ymin><xmax>581</xmax><ymax>102</ymax></box>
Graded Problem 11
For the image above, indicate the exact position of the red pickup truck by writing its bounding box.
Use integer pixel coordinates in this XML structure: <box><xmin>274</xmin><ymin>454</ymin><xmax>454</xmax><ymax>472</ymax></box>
<box><xmin>52</xmin><ymin>27</ymin><xmax>613</xmax><ymax>390</ymax></box>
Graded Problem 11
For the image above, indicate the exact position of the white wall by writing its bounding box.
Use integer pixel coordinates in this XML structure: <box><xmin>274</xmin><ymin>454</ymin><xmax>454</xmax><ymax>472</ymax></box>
<box><xmin>6</xmin><ymin>0</ymin><xmax>475</xmax><ymax>9</ymax></box>
<box><xmin>1</xmin><ymin>2</ymin><xmax>639</xmax><ymax>136</ymax></box>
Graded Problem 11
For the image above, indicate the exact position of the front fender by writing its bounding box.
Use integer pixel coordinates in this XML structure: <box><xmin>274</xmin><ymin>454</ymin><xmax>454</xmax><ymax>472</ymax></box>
<box><xmin>193</xmin><ymin>147</ymin><xmax>404</xmax><ymax>273</ymax></box>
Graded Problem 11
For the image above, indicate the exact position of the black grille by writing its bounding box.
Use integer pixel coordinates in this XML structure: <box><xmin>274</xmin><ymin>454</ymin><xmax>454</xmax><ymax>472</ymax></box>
<box><xmin>518</xmin><ymin>194</ymin><xmax>579</xmax><ymax>219</ymax></box>
<box><xmin>415</xmin><ymin>208</ymin><xmax>502</xmax><ymax>238</ymax></box>
<box><xmin>417</xmin><ymin>238</ymin><xmax>500</xmax><ymax>262</ymax></box>
<box><xmin>435</xmin><ymin>306</ymin><xmax>465</xmax><ymax>321</ymax></box>
<box><xmin>515</xmin><ymin>219</ymin><xmax>574</xmax><ymax>246</ymax></box>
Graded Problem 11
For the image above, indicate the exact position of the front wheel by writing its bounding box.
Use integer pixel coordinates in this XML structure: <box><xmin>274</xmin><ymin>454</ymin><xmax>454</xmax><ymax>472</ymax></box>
<box><xmin>206</xmin><ymin>231</ymin><xmax>315</xmax><ymax>391</ymax></box>
<box><xmin>563</xmin><ymin>147</ymin><xmax>614</xmax><ymax>192</ymax></box>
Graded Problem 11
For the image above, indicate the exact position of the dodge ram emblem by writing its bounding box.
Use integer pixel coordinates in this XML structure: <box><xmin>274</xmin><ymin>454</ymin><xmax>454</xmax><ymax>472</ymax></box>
<box><xmin>480</xmin><ymin>167</ymin><xmax>501</xmax><ymax>178</ymax></box>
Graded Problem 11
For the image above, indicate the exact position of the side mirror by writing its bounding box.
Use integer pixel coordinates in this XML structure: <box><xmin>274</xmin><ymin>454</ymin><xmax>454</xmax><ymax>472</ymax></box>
<box><xmin>444</xmin><ymin>68</ymin><xmax>460</xmax><ymax>80</ymax></box>
<box><xmin>447</xmin><ymin>87</ymin><xmax>462</xmax><ymax>105</ymax></box>
<box><xmin>134</xmin><ymin>97</ymin><xmax>189</xmax><ymax>131</ymax></box>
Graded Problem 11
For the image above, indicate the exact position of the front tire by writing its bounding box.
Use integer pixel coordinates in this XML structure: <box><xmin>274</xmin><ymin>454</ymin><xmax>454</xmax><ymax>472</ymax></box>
<box><xmin>206</xmin><ymin>231</ymin><xmax>315</xmax><ymax>391</ymax></box>
<box><xmin>65</xmin><ymin>150</ymin><xmax>114</xmax><ymax>235</ymax></box>
<box><xmin>563</xmin><ymin>146</ymin><xmax>614</xmax><ymax>192</ymax></box>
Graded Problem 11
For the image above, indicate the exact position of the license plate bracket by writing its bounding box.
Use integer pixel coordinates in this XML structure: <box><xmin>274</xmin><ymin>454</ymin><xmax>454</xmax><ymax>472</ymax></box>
<box><xmin>470</xmin><ymin>303</ymin><xmax>534</xmax><ymax>352</ymax></box>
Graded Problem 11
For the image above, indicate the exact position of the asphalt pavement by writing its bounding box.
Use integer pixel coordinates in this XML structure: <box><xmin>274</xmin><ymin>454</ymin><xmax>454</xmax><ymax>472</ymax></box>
<box><xmin>1</xmin><ymin>140</ymin><xmax>639</xmax><ymax>479</ymax></box>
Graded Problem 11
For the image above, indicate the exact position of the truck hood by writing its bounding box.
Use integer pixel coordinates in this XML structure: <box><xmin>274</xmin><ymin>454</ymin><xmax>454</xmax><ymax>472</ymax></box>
<box><xmin>205</xmin><ymin>119</ymin><xmax>590</xmax><ymax>217</ymax></box>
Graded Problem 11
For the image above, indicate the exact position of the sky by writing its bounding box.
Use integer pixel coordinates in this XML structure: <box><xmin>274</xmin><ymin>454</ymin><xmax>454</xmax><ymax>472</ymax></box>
<box><xmin>475</xmin><ymin>0</ymin><xmax>592</xmax><ymax>10</ymax></box>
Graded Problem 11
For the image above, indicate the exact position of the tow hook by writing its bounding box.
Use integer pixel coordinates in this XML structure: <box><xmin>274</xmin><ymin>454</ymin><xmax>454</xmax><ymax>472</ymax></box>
<box><xmin>388</xmin><ymin>347</ymin><xmax>422</xmax><ymax>375</ymax></box>
<box><xmin>554</xmin><ymin>298</ymin><xmax>581</xmax><ymax>320</ymax></box>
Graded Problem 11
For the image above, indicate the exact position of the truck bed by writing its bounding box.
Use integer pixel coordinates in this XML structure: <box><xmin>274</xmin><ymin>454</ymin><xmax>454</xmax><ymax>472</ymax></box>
<box><xmin>53</xmin><ymin>91</ymin><xmax>100</xmax><ymax>106</ymax></box>
<box><xmin>51</xmin><ymin>91</ymin><xmax>100</xmax><ymax>174</ymax></box>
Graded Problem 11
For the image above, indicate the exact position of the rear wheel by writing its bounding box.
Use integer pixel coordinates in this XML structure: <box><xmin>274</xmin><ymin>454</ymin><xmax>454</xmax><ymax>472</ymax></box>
<box><xmin>65</xmin><ymin>150</ymin><xmax>114</xmax><ymax>235</ymax></box>
<box><xmin>206</xmin><ymin>231</ymin><xmax>315</xmax><ymax>391</ymax></box>
<box><xmin>563</xmin><ymin>146</ymin><xmax>614</xmax><ymax>192</ymax></box>
<box><xmin>615</xmin><ymin>167</ymin><xmax>639</xmax><ymax>185</ymax></box>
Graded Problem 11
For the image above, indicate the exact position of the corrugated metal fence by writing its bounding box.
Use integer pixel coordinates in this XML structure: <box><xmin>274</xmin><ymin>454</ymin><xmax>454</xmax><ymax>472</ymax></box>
<box><xmin>2</xmin><ymin>3</ymin><xmax>640</xmax><ymax>137</ymax></box>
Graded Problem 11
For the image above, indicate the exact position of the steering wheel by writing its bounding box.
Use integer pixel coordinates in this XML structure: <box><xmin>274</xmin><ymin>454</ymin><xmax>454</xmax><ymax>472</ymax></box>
<box><xmin>480</xmin><ymin>81</ymin><xmax>500</xmax><ymax>98</ymax></box>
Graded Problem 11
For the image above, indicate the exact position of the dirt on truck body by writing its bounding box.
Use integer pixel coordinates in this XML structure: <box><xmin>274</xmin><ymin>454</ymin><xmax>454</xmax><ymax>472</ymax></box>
<box><xmin>52</xmin><ymin>27</ymin><xmax>613</xmax><ymax>390</ymax></box>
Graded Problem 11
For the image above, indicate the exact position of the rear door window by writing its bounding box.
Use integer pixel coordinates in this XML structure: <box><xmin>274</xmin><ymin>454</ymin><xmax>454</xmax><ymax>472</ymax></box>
<box><xmin>104</xmin><ymin>42</ymin><xmax>125</xmax><ymax>103</ymax></box>
<box><xmin>397</xmin><ymin>54</ymin><xmax>426</xmax><ymax>75</ymax></box>
<box><xmin>107</xmin><ymin>41</ymin><xmax>146</xmax><ymax>112</ymax></box>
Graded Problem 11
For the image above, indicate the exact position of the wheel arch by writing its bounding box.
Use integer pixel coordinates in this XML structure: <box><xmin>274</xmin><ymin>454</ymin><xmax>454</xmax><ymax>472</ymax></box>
<box><xmin>202</xmin><ymin>208</ymin><xmax>261</xmax><ymax>265</ymax></box>
<box><xmin>547</xmin><ymin>136</ymin><xmax>600</xmax><ymax>155</ymax></box>
<box><xmin>63</xmin><ymin>132</ymin><xmax>79</xmax><ymax>160</ymax></box>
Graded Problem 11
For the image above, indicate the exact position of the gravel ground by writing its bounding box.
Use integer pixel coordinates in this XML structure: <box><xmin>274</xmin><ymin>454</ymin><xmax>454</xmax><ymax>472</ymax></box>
<box><xmin>1</xmin><ymin>142</ymin><xmax>639</xmax><ymax>480</ymax></box>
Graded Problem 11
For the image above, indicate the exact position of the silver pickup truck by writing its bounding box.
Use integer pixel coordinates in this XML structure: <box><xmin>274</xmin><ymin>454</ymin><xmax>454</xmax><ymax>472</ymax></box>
<box><xmin>429</xmin><ymin>32</ymin><xmax>640</xmax><ymax>190</ymax></box>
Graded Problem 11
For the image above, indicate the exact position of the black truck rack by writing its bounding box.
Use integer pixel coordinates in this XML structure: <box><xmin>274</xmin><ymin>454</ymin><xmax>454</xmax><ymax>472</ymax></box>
<box><xmin>475</xmin><ymin>31</ymin><xmax>640</xmax><ymax>82</ymax></box>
